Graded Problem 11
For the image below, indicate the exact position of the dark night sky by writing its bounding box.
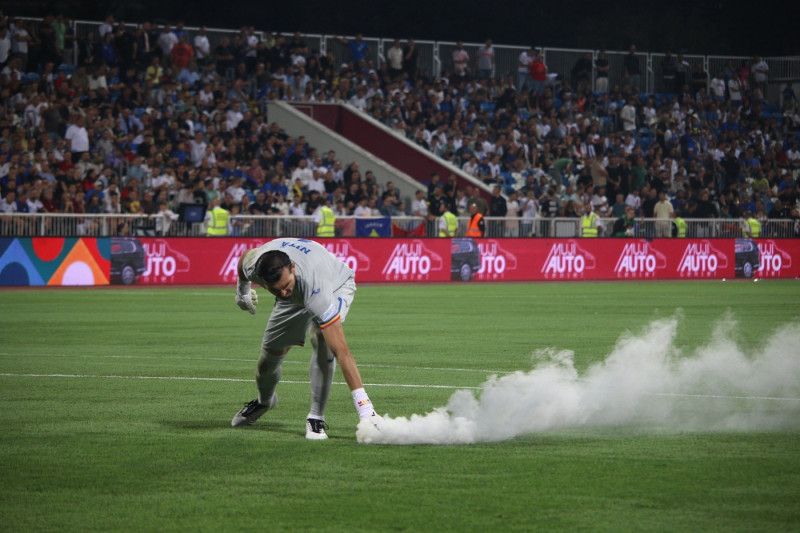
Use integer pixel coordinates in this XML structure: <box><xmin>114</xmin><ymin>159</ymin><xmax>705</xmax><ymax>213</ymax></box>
<box><xmin>15</xmin><ymin>0</ymin><xmax>800</xmax><ymax>56</ymax></box>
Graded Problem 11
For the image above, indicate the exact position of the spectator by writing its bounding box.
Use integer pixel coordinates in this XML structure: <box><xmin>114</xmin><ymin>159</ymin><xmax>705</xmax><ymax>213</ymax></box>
<box><xmin>751</xmin><ymin>56</ymin><xmax>769</xmax><ymax>95</ymax></box>
<box><xmin>570</xmin><ymin>52</ymin><xmax>593</xmax><ymax>93</ymax></box>
<box><xmin>453</xmin><ymin>41</ymin><xmax>470</xmax><ymax>82</ymax></box>
<box><xmin>624</xmin><ymin>45</ymin><xmax>641</xmax><ymax>93</ymax></box>
<box><xmin>515</xmin><ymin>46</ymin><xmax>533</xmax><ymax>93</ymax></box>
<box><xmin>157</xmin><ymin>23</ymin><xmax>177</xmax><ymax>65</ymax></box>
<box><xmin>193</xmin><ymin>27</ymin><xmax>211</xmax><ymax>67</ymax></box>
<box><xmin>595</xmin><ymin>50</ymin><xmax>609</xmax><ymax>93</ymax></box>
<box><xmin>662</xmin><ymin>50</ymin><xmax>678</xmax><ymax>94</ymax></box>
<box><xmin>335</xmin><ymin>33</ymin><xmax>368</xmax><ymax>67</ymax></box>
<box><xmin>653</xmin><ymin>190</ymin><xmax>674</xmax><ymax>237</ymax></box>
<box><xmin>489</xmin><ymin>185</ymin><xmax>507</xmax><ymax>217</ymax></box>
<box><xmin>402</xmin><ymin>38</ymin><xmax>418</xmax><ymax>83</ymax></box>
<box><xmin>411</xmin><ymin>189</ymin><xmax>427</xmax><ymax>218</ymax></box>
<box><xmin>170</xmin><ymin>34</ymin><xmax>194</xmax><ymax>71</ymax></box>
<box><xmin>386</xmin><ymin>38</ymin><xmax>404</xmax><ymax>81</ymax></box>
<box><xmin>613</xmin><ymin>205</ymin><xmax>637</xmax><ymax>237</ymax></box>
<box><xmin>475</xmin><ymin>38</ymin><xmax>495</xmax><ymax>80</ymax></box>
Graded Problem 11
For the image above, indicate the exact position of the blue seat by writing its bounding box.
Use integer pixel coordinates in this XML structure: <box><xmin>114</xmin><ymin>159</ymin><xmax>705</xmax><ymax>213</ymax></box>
<box><xmin>57</xmin><ymin>63</ymin><xmax>75</xmax><ymax>76</ymax></box>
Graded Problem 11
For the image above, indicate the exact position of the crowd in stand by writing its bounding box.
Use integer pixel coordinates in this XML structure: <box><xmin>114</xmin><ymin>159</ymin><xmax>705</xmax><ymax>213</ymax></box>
<box><xmin>0</xmin><ymin>11</ymin><xmax>798</xmax><ymax>236</ymax></box>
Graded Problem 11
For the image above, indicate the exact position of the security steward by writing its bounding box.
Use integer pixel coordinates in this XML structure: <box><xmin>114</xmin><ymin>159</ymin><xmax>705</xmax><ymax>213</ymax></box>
<box><xmin>465</xmin><ymin>201</ymin><xmax>485</xmax><ymax>237</ymax></box>
<box><xmin>671</xmin><ymin>211</ymin><xmax>687</xmax><ymax>237</ymax></box>
<box><xmin>438</xmin><ymin>201</ymin><xmax>458</xmax><ymax>237</ymax></box>
<box><xmin>315</xmin><ymin>198</ymin><xmax>336</xmax><ymax>237</ymax></box>
<box><xmin>580</xmin><ymin>202</ymin><xmax>602</xmax><ymax>237</ymax></box>
<box><xmin>743</xmin><ymin>211</ymin><xmax>761</xmax><ymax>238</ymax></box>
<box><xmin>205</xmin><ymin>196</ymin><xmax>230</xmax><ymax>236</ymax></box>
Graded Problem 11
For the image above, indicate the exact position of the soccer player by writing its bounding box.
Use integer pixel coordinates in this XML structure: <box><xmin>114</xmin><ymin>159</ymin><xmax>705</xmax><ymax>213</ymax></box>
<box><xmin>231</xmin><ymin>238</ymin><xmax>382</xmax><ymax>440</ymax></box>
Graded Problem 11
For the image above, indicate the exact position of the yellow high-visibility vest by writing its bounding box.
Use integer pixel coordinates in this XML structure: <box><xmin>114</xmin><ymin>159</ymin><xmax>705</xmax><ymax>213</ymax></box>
<box><xmin>581</xmin><ymin>212</ymin><xmax>598</xmax><ymax>237</ymax></box>
<box><xmin>206</xmin><ymin>207</ymin><xmax>230</xmax><ymax>236</ymax></box>
<box><xmin>438</xmin><ymin>211</ymin><xmax>458</xmax><ymax>237</ymax></box>
<box><xmin>316</xmin><ymin>206</ymin><xmax>336</xmax><ymax>237</ymax></box>
<box><xmin>746</xmin><ymin>217</ymin><xmax>761</xmax><ymax>238</ymax></box>
<box><xmin>674</xmin><ymin>217</ymin><xmax>687</xmax><ymax>237</ymax></box>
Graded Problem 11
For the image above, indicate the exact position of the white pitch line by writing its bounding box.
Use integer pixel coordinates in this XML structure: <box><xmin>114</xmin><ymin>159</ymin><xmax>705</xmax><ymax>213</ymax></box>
<box><xmin>0</xmin><ymin>373</ymin><xmax>798</xmax><ymax>401</ymax></box>
<box><xmin>0</xmin><ymin>373</ymin><xmax>480</xmax><ymax>390</ymax></box>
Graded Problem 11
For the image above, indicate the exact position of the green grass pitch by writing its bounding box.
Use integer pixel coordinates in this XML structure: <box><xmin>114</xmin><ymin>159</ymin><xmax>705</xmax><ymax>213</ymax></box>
<box><xmin>1</xmin><ymin>280</ymin><xmax>799</xmax><ymax>531</ymax></box>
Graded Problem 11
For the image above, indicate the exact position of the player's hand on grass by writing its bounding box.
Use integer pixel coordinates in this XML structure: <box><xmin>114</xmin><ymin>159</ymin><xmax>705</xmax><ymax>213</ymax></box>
<box><xmin>367</xmin><ymin>412</ymin><xmax>383</xmax><ymax>431</ymax></box>
<box><xmin>235</xmin><ymin>287</ymin><xmax>259</xmax><ymax>314</ymax></box>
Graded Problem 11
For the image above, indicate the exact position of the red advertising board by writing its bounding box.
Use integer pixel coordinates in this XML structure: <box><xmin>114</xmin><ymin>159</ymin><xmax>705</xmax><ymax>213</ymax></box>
<box><xmin>470</xmin><ymin>238</ymin><xmax>800</xmax><ymax>281</ymax></box>
<box><xmin>135</xmin><ymin>238</ymin><xmax>451</xmax><ymax>285</ymax></box>
<box><xmin>129</xmin><ymin>237</ymin><xmax>800</xmax><ymax>285</ymax></box>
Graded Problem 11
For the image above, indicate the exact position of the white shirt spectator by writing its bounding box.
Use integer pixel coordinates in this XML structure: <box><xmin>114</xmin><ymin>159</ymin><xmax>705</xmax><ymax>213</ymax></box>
<box><xmin>752</xmin><ymin>59</ymin><xmax>769</xmax><ymax>84</ymax></box>
<box><xmin>728</xmin><ymin>78</ymin><xmax>743</xmax><ymax>102</ymax></box>
<box><xmin>307</xmin><ymin>171</ymin><xmax>326</xmax><ymax>194</ymax></box>
<box><xmin>411</xmin><ymin>195</ymin><xmax>428</xmax><ymax>217</ymax></box>
<box><xmin>521</xmin><ymin>194</ymin><xmax>538</xmax><ymax>218</ymax></box>
<box><xmin>349</xmin><ymin>91</ymin><xmax>368</xmax><ymax>112</ymax></box>
<box><xmin>12</xmin><ymin>27</ymin><xmax>29</xmax><ymax>55</ymax></box>
<box><xmin>154</xmin><ymin>206</ymin><xmax>179</xmax><ymax>234</ymax></box>
<box><xmin>0</xmin><ymin>195</ymin><xmax>17</xmax><ymax>213</ymax></box>
<box><xmin>353</xmin><ymin>203</ymin><xmax>371</xmax><ymax>217</ymax></box>
<box><xmin>291</xmin><ymin>164</ymin><xmax>314</xmax><ymax>187</ymax></box>
<box><xmin>194</xmin><ymin>33</ymin><xmax>210</xmax><ymax>60</ymax></box>
<box><xmin>64</xmin><ymin>122</ymin><xmax>90</xmax><ymax>152</ymax></box>
<box><xmin>189</xmin><ymin>138</ymin><xmax>207</xmax><ymax>167</ymax></box>
<box><xmin>710</xmin><ymin>77</ymin><xmax>726</xmax><ymax>99</ymax></box>
<box><xmin>98</xmin><ymin>21</ymin><xmax>114</xmax><ymax>38</ymax></box>
<box><xmin>27</xmin><ymin>195</ymin><xmax>43</xmax><ymax>213</ymax></box>
<box><xmin>158</xmin><ymin>30</ymin><xmax>178</xmax><ymax>57</ymax></box>
<box><xmin>198</xmin><ymin>86</ymin><xmax>214</xmax><ymax>105</ymax></box>
<box><xmin>225</xmin><ymin>108</ymin><xmax>243</xmax><ymax>130</ymax></box>
<box><xmin>1</xmin><ymin>63</ymin><xmax>21</xmax><ymax>83</ymax></box>
<box><xmin>88</xmin><ymin>72</ymin><xmax>108</xmax><ymax>91</ymax></box>
<box><xmin>288</xmin><ymin>200</ymin><xmax>305</xmax><ymax>216</ymax></box>
<box><xmin>462</xmin><ymin>158</ymin><xmax>479</xmax><ymax>177</ymax></box>
<box><xmin>226</xmin><ymin>183</ymin><xmax>247</xmax><ymax>204</ymax></box>
<box><xmin>620</xmin><ymin>103</ymin><xmax>637</xmax><ymax>132</ymax></box>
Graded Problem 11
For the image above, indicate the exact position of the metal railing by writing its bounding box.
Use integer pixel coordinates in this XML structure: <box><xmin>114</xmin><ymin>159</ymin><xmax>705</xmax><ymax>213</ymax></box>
<box><xmin>15</xmin><ymin>16</ymin><xmax>800</xmax><ymax>96</ymax></box>
<box><xmin>1</xmin><ymin>213</ymin><xmax>795</xmax><ymax>239</ymax></box>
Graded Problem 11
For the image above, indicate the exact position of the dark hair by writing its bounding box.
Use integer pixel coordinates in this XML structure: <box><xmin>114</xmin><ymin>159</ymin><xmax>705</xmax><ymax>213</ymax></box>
<box><xmin>255</xmin><ymin>250</ymin><xmax>291</xmax><ymax>284</ymax></box>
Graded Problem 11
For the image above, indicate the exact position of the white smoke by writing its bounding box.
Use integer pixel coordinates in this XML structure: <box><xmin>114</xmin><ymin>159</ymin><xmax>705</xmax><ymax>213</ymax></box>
<box><xmin>357</xmin><ymin>314</ymin><xmax>800</xmax><ymax>444</ymax></box>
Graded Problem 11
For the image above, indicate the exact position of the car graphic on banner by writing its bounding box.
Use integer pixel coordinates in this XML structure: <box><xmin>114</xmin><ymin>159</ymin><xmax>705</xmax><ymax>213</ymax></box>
<box><xmin>734</xmin><ymin>238</ymin><xmax>760</xmax><ymax>278</ymax></box>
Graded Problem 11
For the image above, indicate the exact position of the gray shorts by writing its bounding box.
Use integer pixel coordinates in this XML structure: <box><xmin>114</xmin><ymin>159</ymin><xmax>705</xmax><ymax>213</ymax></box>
<box><xmin>262</xmin><ymin>277</ymin><xmax>356</xmax><ymax>351</ymax></box>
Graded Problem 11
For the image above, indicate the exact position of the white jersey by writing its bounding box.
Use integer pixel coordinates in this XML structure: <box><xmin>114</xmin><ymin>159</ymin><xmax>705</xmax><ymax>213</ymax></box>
<box><xmin>241</xmin><ymin>238</ymin><xmax>354</xmax><ymax>328</ymax></box>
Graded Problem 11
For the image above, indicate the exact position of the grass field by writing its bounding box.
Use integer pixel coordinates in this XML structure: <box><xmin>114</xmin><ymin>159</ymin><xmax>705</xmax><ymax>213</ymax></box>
<box><xmin>2</xmin><ymin>280</ymin><xmax>799</xmax><ymax>532</ymax></box>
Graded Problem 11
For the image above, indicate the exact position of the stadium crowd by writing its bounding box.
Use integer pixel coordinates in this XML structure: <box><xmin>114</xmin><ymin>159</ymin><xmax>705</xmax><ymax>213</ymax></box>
<box><xmin>0</xmin><ymin>11</ymin><xmax>798</xmax><ymax>236</ymax></box>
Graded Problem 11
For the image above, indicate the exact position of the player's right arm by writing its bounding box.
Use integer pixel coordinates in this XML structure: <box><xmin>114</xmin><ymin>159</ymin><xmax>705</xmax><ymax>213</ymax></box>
<box><xmin>235</xmin><ymin>251</ymin><xmax>259</xmax><ymax>314</ymax></box>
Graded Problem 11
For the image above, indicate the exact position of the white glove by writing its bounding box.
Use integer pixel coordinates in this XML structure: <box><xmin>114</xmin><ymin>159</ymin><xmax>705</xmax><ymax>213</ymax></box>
<box><xmin>365</xmin><ymin>412</ymin><xmax>383</xmax><ymax>431</ymax></box>
<box><xmin>355</xmin><ymin>413</ymin><xmax>386</xmax><ymax>444</ymax></box>
<box><xmin>235</xmin><ymin>282</ymin><xmax>259</xmax><ymax>314</ymax></box>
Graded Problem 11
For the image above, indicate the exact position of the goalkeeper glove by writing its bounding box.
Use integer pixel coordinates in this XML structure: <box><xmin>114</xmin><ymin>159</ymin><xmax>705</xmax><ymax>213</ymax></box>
<box><xmin>235</xmin><ymin>280</ymin><xmax>259</xmax><ymax>314</ymax></box>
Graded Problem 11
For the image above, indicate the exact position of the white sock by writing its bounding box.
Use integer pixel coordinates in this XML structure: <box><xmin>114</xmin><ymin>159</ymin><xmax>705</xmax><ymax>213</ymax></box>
<box><xmin>351</xmin><ymin>387</ymin><xmax>374</xmax><ymax>418</ymax></box>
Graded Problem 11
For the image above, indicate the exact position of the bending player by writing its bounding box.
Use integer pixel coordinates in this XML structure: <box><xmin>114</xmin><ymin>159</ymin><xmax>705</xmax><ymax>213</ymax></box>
<box><xmin>231</xmin><ymin>238</ymin><xmax>382</xmax><ymax>439</ymax></box>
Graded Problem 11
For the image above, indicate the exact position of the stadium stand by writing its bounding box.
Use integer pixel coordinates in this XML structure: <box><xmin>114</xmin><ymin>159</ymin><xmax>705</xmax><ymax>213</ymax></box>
<box><xmin>0</xmin><ymin>13</ymin><xmax>798</xmax><ymax>238</ymax></box>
